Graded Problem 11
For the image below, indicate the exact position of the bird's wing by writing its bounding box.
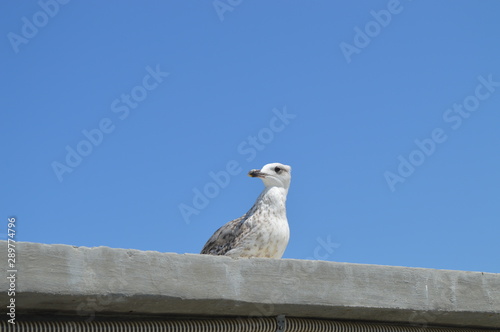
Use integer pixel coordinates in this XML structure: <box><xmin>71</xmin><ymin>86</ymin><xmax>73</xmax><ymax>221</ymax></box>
<box><xmin>200</xmin><ymin>215</ymin><xmax>248</xmax><ymax>255</ymax></box>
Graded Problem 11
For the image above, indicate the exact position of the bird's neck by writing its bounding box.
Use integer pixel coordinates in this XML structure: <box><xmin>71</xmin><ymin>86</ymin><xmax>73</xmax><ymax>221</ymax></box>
<box><xmin>255</xmin><ymin>186</ymin><xmax>288</xmax><ymax>214</ymax></box>
<box><xmin>261</xmin><ymin>186</ymin><xmax>288</xmax><ymax>199</ymax></box>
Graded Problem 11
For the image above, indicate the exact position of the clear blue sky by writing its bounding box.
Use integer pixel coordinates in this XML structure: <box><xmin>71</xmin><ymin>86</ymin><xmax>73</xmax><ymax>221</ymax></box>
<box><xmin>2</xmin><ymin>1</ymin><xmax>499</xmax><ymax>273</ymax></box>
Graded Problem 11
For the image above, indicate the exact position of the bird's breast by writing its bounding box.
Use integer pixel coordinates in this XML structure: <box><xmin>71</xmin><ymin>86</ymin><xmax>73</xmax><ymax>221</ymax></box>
<box><xmin>225</xmin><ymin>186</ymin><xmax>290</xmax><ymax>259</ymax></box>
<box><xmin>238</xmin><ymin>204</ymin><xmax>289</xmax><ymax>258</ymax></box>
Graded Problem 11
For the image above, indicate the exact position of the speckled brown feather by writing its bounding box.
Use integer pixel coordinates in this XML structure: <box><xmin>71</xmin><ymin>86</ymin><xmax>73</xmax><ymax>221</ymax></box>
<box><xmin>200</xmin><ymin>215</ymin><xmax>248</xmax><ymax>255</ymax></box>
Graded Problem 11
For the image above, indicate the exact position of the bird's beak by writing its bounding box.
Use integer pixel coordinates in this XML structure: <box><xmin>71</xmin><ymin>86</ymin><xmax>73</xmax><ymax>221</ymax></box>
<box><xmin>248</xmin><ymin>169</ymin><xmax>266</xmax><ymax>178</ymax></box>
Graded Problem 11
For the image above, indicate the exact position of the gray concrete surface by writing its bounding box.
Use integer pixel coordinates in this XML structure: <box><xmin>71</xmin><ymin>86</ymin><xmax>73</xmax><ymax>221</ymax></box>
<box><xmin>0</xmin><ymin>241</ymin><xmax>499</xmax><ymax>328</ymax></box>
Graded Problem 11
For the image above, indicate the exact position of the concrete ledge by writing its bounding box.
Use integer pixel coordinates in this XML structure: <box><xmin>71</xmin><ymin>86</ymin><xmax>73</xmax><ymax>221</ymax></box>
<box><xmin>1</xmin><ymin>241</ymin><xmax>499</xmax><ymax>328</ymax></box>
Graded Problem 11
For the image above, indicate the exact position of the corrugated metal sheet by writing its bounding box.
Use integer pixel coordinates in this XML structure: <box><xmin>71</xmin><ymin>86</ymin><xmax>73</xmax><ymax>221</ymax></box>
<box><xmin>1</xmin><ymin>317</ymin><xmax>498</xmax><ymax>332</ymax></box>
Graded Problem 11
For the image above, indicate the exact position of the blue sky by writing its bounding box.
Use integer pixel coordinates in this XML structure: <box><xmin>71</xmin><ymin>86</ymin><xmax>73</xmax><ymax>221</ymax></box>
<box><xmin>2</xmin><ymin>1</ymin><xmax>499</xmax><ymax>273</ymax></box>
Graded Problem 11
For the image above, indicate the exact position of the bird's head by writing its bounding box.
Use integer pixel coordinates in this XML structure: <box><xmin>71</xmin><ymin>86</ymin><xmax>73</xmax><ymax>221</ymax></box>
<box><xmin>248</xmin><ymin>162</ymin><xmax>292</xmax><ymax>190</ymax></box>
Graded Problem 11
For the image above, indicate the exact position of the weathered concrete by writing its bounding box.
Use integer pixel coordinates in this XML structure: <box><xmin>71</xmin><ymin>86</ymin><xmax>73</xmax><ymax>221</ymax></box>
<box><xmin>1</xmin><ymin>241</ymin><xmax>499</xmax><ymax>328</ymax></box>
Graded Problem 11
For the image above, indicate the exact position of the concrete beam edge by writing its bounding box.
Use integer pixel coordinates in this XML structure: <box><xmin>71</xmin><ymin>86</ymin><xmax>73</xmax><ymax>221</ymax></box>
<box><xmin>1</xmin><ymin>241</ymin><xmax>499</xmax><ymax>328</ymax></box>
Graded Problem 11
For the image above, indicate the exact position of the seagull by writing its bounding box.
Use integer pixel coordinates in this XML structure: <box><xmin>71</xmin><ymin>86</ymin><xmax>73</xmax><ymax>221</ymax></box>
<box><xmin>200</xmin><ymin>162</ymin><xmax>292</xmax><ymax>258</ymax></box>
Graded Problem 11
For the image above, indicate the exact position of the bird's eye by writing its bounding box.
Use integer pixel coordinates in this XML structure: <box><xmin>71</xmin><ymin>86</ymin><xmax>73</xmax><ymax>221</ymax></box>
<box><xmin>274</xmin><ymin>166</ymin><xmax>282</xmax><ymax>173</ymax></box>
